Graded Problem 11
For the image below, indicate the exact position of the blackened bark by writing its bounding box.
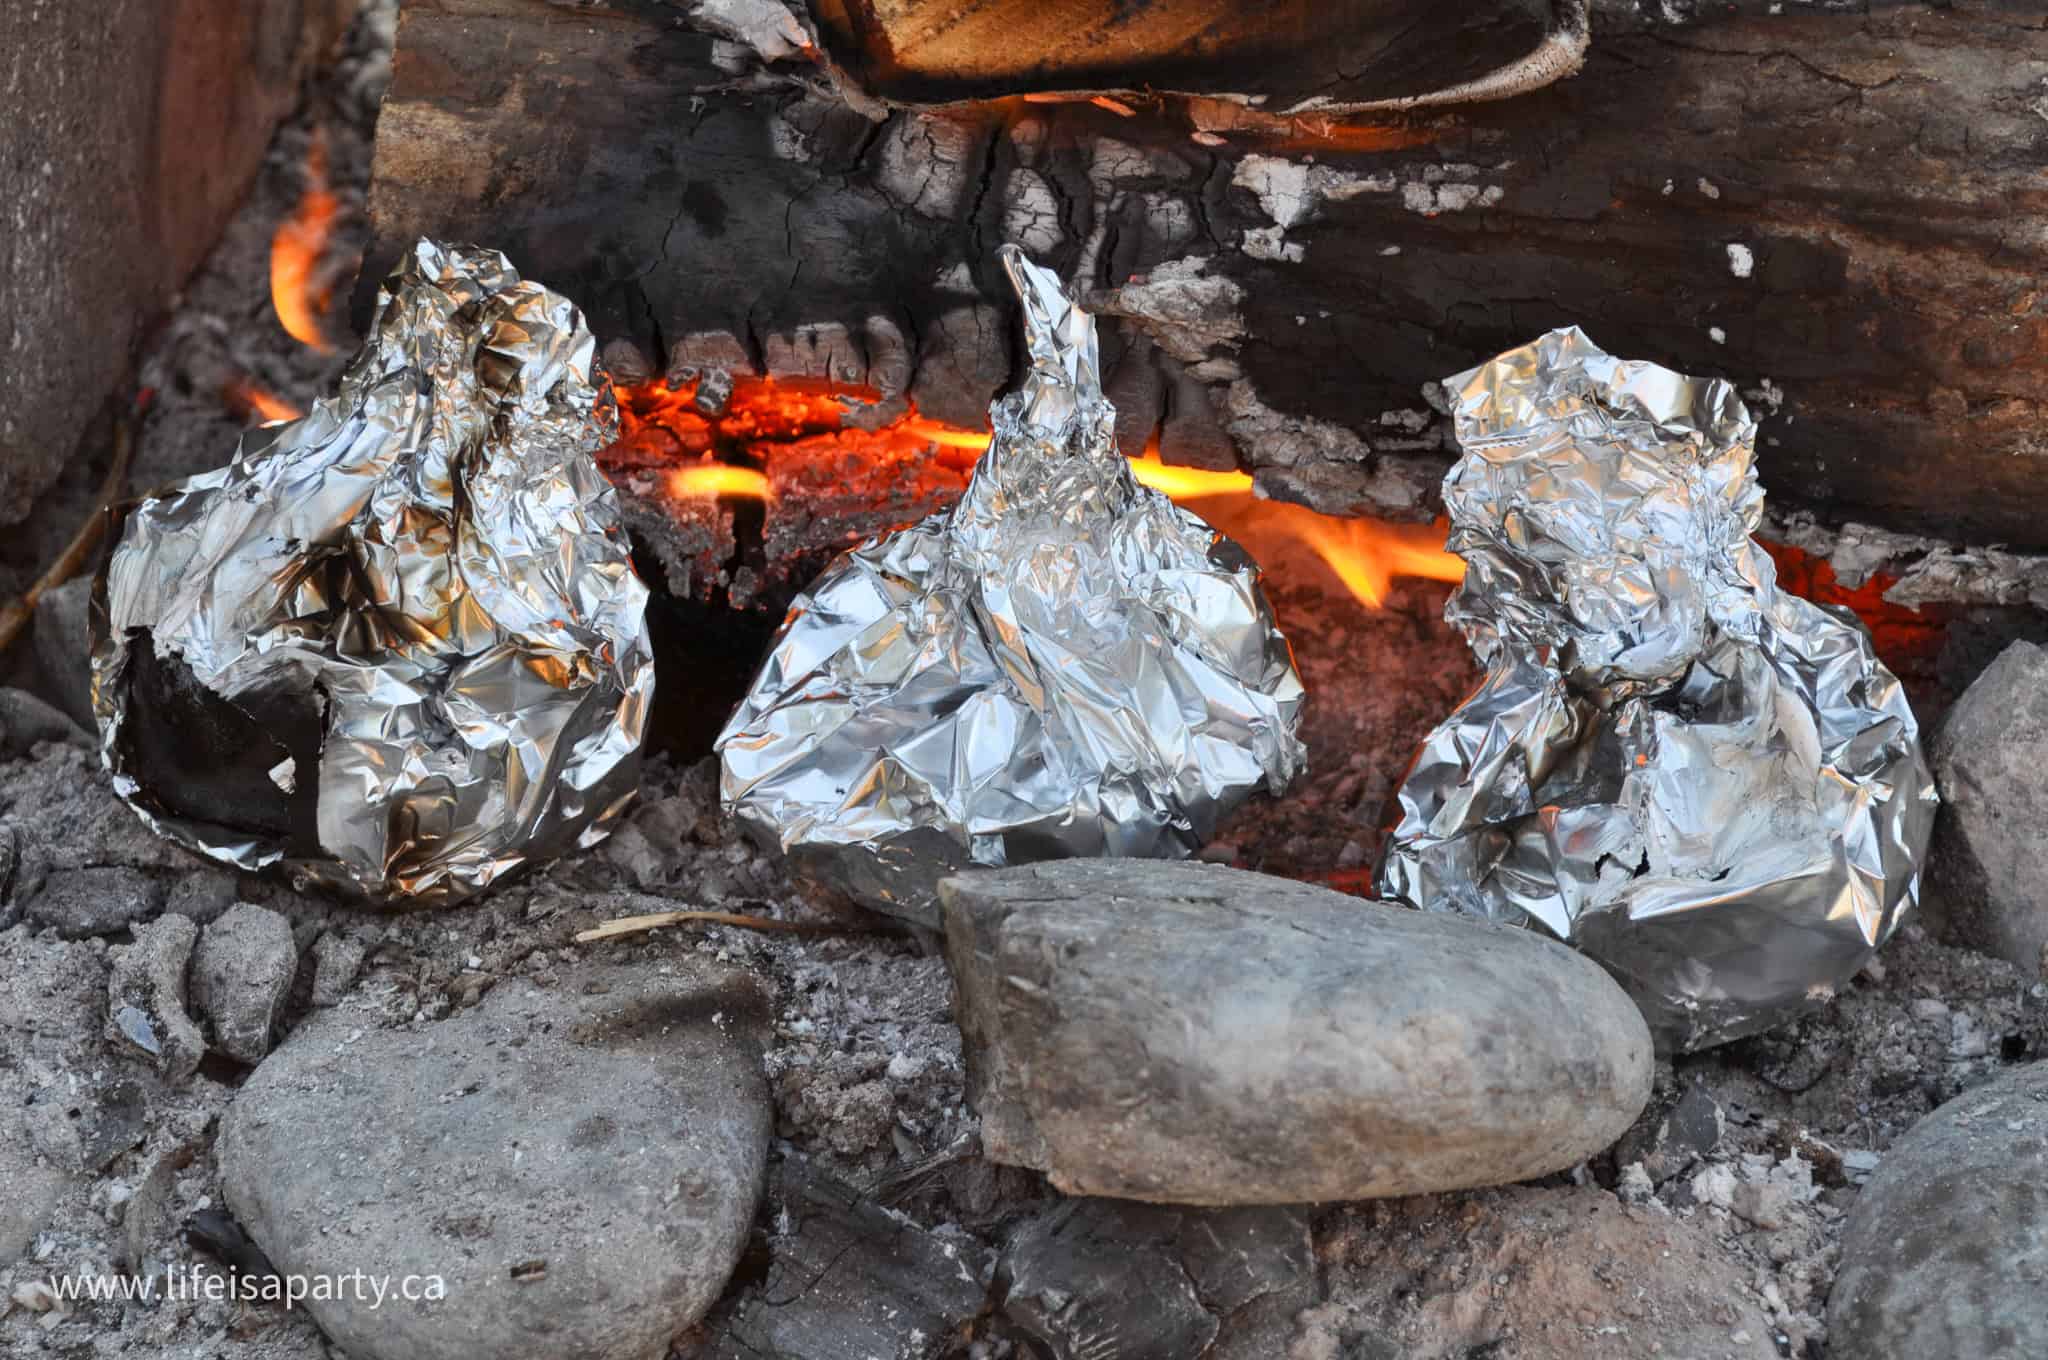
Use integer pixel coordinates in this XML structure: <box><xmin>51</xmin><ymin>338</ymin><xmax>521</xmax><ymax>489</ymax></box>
<box><xmin>363</xmin><ymin>0</ymin><xmax>2048</xmax><ymax>560</ymax></box>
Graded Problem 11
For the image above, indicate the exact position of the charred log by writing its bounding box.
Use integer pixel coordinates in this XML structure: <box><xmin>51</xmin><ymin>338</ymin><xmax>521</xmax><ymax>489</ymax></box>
<box><xmin>362</xmin><ymin>0</ymin><xmax>2048</xmax><ymax>588</ymax></box>
<box><xmin>805</xmin><ymin>0</ymin><xmax>1583</xmax><ymax>110</ymax></box>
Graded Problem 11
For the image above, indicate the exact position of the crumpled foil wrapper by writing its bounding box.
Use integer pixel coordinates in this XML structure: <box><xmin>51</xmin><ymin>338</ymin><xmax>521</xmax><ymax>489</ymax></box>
<box><xmin>717</xmin><ymin>246</ymin><xmax>1307</xmax><ymax>925</ymax></box>
<box><xmin>91</xmin><ymin>240</ymin><xmax>653</xmax><ymax>907</ymax></box>
<box><xmin>1377</xmin><ymin>327</ymin><xmax>1937</xmax><ymax>1051</ymax></box>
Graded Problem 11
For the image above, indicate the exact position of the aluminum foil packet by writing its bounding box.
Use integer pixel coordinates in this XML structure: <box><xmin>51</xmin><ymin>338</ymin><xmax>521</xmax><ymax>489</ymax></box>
<box><xmin>717</xmin><ymin>246</ymin><xmax>1307</xmax><ymax>925</ymax></box>
<box><xmin>92</xmin><ymin>240</ymin><xmax>654</xmax><ymax>907</ymax></box>
<box><xmin>1377</xmin><ymin>327</ymin><xmax>1937</xmax><ymax>1051</ymax></box>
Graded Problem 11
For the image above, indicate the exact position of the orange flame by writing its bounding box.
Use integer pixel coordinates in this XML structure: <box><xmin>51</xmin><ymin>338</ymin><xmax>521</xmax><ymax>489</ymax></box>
<box><xmin>1281</xmin><ymin>511</ymin><xmax>1464</xmax><ymax>608</ymax></box>
<box><xmin>1127</xmin><ymin>451</ymin><xmax>1461</xmax><ymax>606</ymax></box>
<box><xmin>605</xmin><ymin>375</ymin><xmax>1468</xmax><ymax>611</ymax></box>
<box><xmin>899</xmin><ymin>417</ymin><xmax>995</xmax><ymax>451</ymax></box>
<box><xmin>667</xmin><ymin>463</ymin><xmax>772</xmax><ymax>500</ymax></box>
<box><xmin>1127</xmin><ymin>455</ymin><xmax>1254</xmax><ymax>499</ymax></box>
<box><xmin>271</xmin><ymin>132</ymin><xmax>339</xmax><ymax>353</ymax></box>
<box><xmin>222</xmin><ymin>377</ymin><xmax>304</xmax><ymax>425</ymax></box>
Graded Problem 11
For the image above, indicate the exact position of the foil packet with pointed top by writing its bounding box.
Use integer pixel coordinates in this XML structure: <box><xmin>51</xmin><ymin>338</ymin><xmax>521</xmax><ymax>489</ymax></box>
<box><xmin>1376</xmin><ymin>327</ymin><xmax>1938</xmax><ymax>1051</ymax></box>
<box><xmin>717</xmin><ymin>247</ymin><xmax>1307</xmax><ymax>925</ymax></box>
<box><xmin>91</xmin><ymin>240</ymin><xmax>654</xmax><ymax>907</ymax></box>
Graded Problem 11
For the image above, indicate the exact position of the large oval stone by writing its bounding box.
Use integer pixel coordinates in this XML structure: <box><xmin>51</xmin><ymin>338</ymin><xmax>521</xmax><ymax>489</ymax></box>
<box><xmin>1830</xmin><ymin>1059</ymin><xmax>2048</xmax><ymax>1358</ymax></box>
<box><xmin>940</xmin><ymin>860</ymin><xmax>1653</xmax><ymax>1205</ymax></box>
<box><xmin>218</xmin><ymin>961</ymin><xmax>772</xmax><ymax>1360</ymax></box>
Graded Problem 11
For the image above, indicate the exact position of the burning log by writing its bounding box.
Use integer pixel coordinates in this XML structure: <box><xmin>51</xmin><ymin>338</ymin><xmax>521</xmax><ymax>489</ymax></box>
<box><xmin>602</xmin><ymin>366</ymin><xmax>1461</xmax><ymax>613</ymax></box>
<box><xmin>806</xmin><ymin>0</ymin><xmax>1584</xmax><ymax>109</ymax></box>
<box><xmin>363</xmin><ymin>0</ymin><xmax>2048</xmax><ymax>584</ymax></box>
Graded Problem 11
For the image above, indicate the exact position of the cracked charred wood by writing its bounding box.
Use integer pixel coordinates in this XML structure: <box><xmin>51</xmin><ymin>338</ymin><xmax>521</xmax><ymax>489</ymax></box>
<box><xmin>993</xmin><ymin>1199</ymin><xmax>1314</xmax><ymax>1360</ymax></box>
<box><xmin>365</xmin><ymin>0</ymin><xmax>2048</xmax><ymax>588</ymax></box>
<box><xmin>689</xmin><ymin>1156</ymin><xmax>988</xmax><ymax>1360</ymax></box>
<box><xmin>806</xmin><ymin>0</ymin><xmax>1583</xmax><ymax>111</ymax></box>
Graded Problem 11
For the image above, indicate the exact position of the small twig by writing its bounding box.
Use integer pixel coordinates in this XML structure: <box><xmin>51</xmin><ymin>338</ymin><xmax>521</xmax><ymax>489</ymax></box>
<box><xmin>0</xmin><ymin>414</ymin><xmax>135</xmax><ymax>654</ymax></box>
<box><xmin>574</xmin><ymin>909</ymin><xmax>865</xmax><ymax>944</ymax></box>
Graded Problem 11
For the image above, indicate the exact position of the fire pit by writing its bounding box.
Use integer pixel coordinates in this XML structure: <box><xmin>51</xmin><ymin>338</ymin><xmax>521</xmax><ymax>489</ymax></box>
<box><xmin>5</xmin><ymin>4</ymin><xmax>2048</xmax><ymax>1360</ymax></box>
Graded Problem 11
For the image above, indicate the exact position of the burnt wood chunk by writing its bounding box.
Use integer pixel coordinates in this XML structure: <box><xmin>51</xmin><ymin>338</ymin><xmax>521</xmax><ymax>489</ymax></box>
<box><xmin>697</xmin><ymin>1157</ymin><xmax>988</xmax><ymax>1360</ymax></box>
<box><xmin>994</xmin><ymin>1198</ymin><xmax>1313</xmax><ymax>1360</ymax></box>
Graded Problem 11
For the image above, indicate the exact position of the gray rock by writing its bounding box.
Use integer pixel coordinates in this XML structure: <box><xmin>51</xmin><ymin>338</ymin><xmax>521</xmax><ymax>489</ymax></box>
<box><xmin>1830</xmin><ymin>1059</ymin><xmax>2048</xmax><ymax>1358</ymax></box>
<box><xmin>26</xmin><ymin>865</ymin><xmax>165</xmax><ymax>938</ymax></box>
<box><xmin>996</xmin><ymin>1199</ymin><xmax>1313</xmax><ymax>1360</ymax></box>
<box><xmin>163</xmin><ymin>868</ymin><xmax>240</xmax><ymax>927</ymax></box>
<box><xmin>103</xmin><ymin>913</ymin><xmax>204</xmax><ymax>1083</ymax></box>
<box><xmin>0</xmin><ymin>1102</ymin><xmax>67</xmax><ymax>1268</ymax></box>
<box><xmin>1928</xmin><ymin>640</ymin><xmax>2048</xmax><ymax>972</ymax></box>
<box><xmin>309</xmin><ymin>930</ymin><xmax>367</xmax><ymax>1006</ymax></box>
<box><xmin>703</xmin><ymin>1157</ymin><xmax>989</xmax><ymax>1360</ymax></box>
<box><xmin>940</xmin><ymin>860</ymin><xmax>1654</xmax><ymax>1204</ymax></box>
<box><xmin>219</xmin><ymin>961</ymin><xmax>773</xmax><ymax>1360</ymax></box>
<box><xmin>30</xmin><ymin>578</ymin><xmax>94</xmax><ymax>728</ymax></box>
<box><xmin>189</xmin><ymin>902</ymin><xmax>297</xmax><ymax>1063</ymax></box>
<box><xmin>0</xmin><ymin>686</ymin><xmax>87</xmax><ymax>758</ymax></box>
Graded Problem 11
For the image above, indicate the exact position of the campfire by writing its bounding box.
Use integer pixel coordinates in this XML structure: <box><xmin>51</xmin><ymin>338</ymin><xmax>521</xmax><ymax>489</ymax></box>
<box><xmin>601</xmin><ymin>368</ymin><xmax>1466</xmax><ymax>614</ymax></box>
<box><xmin>7</xmin><ymin>3</ymin><xmax>2047</xmax><ymax>1360</ymax></box>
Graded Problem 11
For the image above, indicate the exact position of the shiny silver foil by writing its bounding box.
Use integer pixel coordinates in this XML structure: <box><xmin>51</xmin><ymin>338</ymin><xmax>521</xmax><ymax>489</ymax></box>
<box><xmin>92</xmin><ymin>240</ymin><xmax>653</xmax><ymax>907</ymax></box>
<box><xmin>1377</xmin><ymin>327</ymin><xmax>1937</xmax><ymax>1051</ymax></box>
<box><xmin>717</xmin><ymin>246</ymin><xmax>1306</xmax><ymax>925</ymax></box>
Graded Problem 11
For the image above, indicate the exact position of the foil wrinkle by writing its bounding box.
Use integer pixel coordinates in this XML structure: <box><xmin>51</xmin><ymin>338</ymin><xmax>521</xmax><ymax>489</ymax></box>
<box><xmin>717</xmin><ymin>246</ymin><xmax>1307</xmax><ymax>924</ymax></box>
<box><xmin>92</xmin><ymin>240</ymin><xmax>653</xmax><ymax>907</ymax></box>
<box><xmin>1376</xmin><ymin>327</ymin><xmax>1937</xmax><ymax>1051</ymax></box>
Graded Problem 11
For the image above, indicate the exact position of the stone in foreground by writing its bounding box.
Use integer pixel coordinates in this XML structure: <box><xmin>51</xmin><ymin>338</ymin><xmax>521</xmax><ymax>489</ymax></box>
<box><xmin>1830</xmin><ymin>1059</ymin><xmax>2048</xmax><ymax>1359</ymax></box>
<box><xmin>940</xmin><ymin>861</ymin><xmax>1654</xmax><ymax>1205</ymax></box>
<box><xmin>1928</xmin><ymin>640</ymin><xmax>2048</xmax><ymax>973</ymax></box>
<box><xmin>219</xmin><ymin>962</ymin><xmax>773</xmax><ymax>1360</ymax></box>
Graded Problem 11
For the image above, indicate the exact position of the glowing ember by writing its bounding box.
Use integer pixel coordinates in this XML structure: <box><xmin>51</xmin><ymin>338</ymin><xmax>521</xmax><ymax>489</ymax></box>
<box><xmin>270</xmin><ymin>132</ymin><xmax>340</xmax><ymax>353</ymax></box>
<box><xmin>221</xmin><ymin>377</ymin><xmax>304</xmax><ymax>425</ymax></box>
<box><xmin>1761</xmin><ymin>540</ymin><xmax>1948</xmax><ymax>675</ymax></box>
<box><xmin>1127</xmin><ymin>454</ymin><xmax>1254</xmax><ymax>499</ymax></box>
<box><xmin>667</xmin><ymin>463</ymin><xmax>772</xmax><ymax>501</ymax></box>
<box><xmin>602</xmin><ymin>374</ymin><xmax>1467</xmax><ymax>612</ymax></box>
<box><xmin>594</xmin><ymin>372</ymin><xmax>1954</xmax><ymax>670</ymax></box>
<box><xmin>899</xmin><ymin>417</ymin><xmax>995</xmax><ymax>451</ymax></box>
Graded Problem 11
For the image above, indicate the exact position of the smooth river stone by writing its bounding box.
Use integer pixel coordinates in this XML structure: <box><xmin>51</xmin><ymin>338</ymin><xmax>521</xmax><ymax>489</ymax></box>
<box><xmin>218</xmin><ymin>960</ymin><xmax>773</xmax><ymax>1360</ymax></box>
<box><xmin>1830</xmin><ymin>1058</ymin><xmax>2048</xmax><ymax>1359</ymax></box>
<box><xmin>1927</xmin><ymin>639</ymin><xmax>2048</xmax><ymax>973</ymax></box>
<box><xmin>939</xmin><ymin>860</ymin><xmax>1653</xmax><ymax>1205</ymax></box>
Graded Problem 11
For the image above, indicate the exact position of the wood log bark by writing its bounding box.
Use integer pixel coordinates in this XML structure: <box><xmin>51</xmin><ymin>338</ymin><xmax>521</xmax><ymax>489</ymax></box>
<box><xmin>362</xmin><ymin>0</ymin><xmax>2048</xmax><ymax>573</ymax></box>
<box><xmin>805</xmin><ymin>0</ymin><xmax>1579</xmax><ymax>110</ymax></box>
